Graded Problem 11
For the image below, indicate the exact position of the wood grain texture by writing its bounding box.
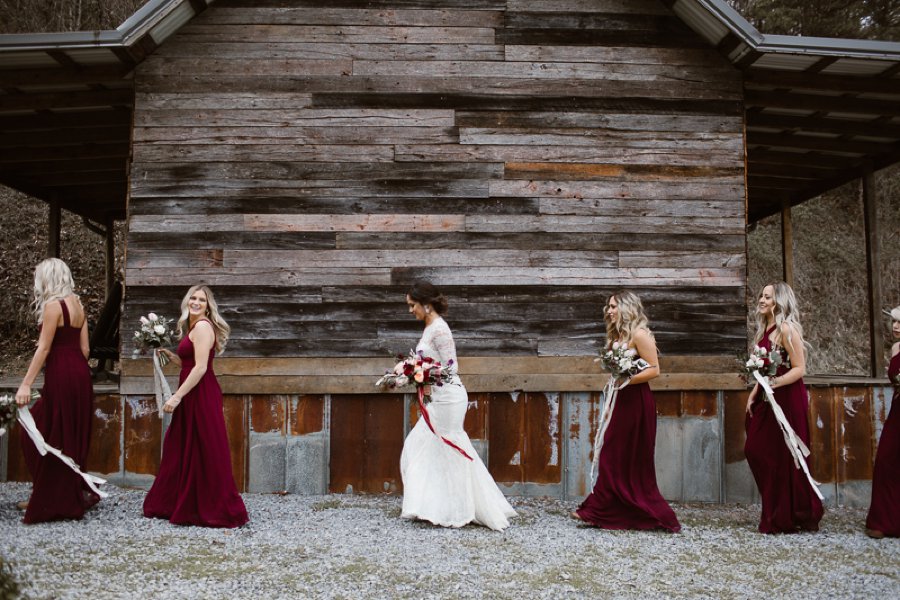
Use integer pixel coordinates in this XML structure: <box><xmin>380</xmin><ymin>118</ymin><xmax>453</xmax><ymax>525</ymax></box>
<box><xmin>124</xmin><ymin>0</ymin><xmax>747</xmax><ymax>395</ymax></box>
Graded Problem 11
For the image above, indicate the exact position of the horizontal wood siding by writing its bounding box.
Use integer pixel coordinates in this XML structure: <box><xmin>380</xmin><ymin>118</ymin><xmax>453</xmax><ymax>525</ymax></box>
<box><xmin>125</xmin><ymin>0</ymin><xmax>746</xmax><ymax>393</ymax></box>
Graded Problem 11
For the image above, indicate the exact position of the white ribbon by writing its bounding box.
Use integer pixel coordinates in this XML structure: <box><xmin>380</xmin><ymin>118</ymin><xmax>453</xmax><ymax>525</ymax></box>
<box><xmin>152</xmin><ymin>351</ymin><xmax>172</xmax><ymax>418</ymax></box>
<box><xmin>752</xmin><ymin>370</ymin><xmax>824</xmax><ymax>500</ymax></box>
<box><xmin>589</xmin><ymin>375</ymin><xmax>631</xmax><ymax>487</ymax></box>
<box><xmin>16</xmin><ymin>406</ymin><xmax>108</xmax><ymax>499</ymax></box>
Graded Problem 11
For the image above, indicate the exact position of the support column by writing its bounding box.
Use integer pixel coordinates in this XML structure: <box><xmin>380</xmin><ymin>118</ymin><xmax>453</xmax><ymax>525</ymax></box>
<box><xmin>862</xmin><ymin>168</ymin><xmax>884</xmax><ymax>377</ymax></box>
<box><xmin>105</xmin><ymin>216</ymin><xmax>115</xmax><ymax>298</ymax></box>
<box><xmin>48</xmin><ymin>199</ymin><xmax>61</xmax><ymax>258</ymax></box>
<box><xmin>780</xmin><ymin>201</ymin><xmax>794</xmax><ymax>287</ymax></box>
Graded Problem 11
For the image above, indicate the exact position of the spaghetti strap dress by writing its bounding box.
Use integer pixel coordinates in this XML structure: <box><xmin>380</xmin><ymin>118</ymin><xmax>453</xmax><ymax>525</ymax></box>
<box><xmin>21</xmin><ymin>298</ymin><xmax>99</xmax><ymax>523</ymax></box>
<box><xmin>744</xmin><ymin>325</ymin><xmax>823</xmax><ymax>533</ymax></box>
<box><xmin>143</xmin><ymin>320</ymin><xmax>248</xmax><ymax>528</ymax></box>
<box><xmin>865</xmin><ymin>351</ymin><xmax>900</xmax><ymax>536</ymax></box>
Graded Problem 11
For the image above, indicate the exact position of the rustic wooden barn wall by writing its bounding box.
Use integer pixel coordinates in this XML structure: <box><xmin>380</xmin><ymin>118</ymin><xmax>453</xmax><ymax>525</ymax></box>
<box><xmin>123</xmin><ymin>0</ymin><xmax>747</xmax><ymax>396</ymax></box>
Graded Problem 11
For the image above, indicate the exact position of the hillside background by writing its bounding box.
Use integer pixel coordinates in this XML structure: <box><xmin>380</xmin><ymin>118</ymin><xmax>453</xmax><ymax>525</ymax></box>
<box><xmin>0</xmin><ymin>0</ymin><xmax>897</xmax><ymax>378</ymax></box>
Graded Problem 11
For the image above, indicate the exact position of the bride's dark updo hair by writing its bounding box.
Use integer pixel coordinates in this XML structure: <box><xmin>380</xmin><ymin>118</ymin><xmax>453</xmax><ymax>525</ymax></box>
<box><xmin>407</xmin><ymin>281</ymin><xmax>449</xmax><ymax>315</ymax></box>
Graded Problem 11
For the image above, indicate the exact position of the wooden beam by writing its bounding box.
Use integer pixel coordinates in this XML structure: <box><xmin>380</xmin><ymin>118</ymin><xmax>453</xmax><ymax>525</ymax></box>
<box><xmin>744</xmin><ymin>90</ymin><xmax>900</xmax><ymax>117</ymax></box>
<box><xmin>105</xmin><ymin>216</ymin><xmax>116</xmax><ymax>297</ymax></box>
<box><xmin>861</xmin><ymin>168</ymin><xmax>884</xmax><ymax>378</ymax></box>
<box><xmin>749</xmin><ymin>132</ymin><xmax>892</xmax><ymax>155</ymax></box>
<box><xmin>781</xmin><ymin>201</ymin><xmax>794</xmax><ymax>288</ymax></box>
<box><xmin>747</xmin><ymin>113</ymin><xmax>900</xmax><ymax>139</ymax></box>
<box><xmin>48</xmin><ymin>199</ymin><xmax>61</xmax><ymax>259</ymax></box>
<box><xmin>0</xmin><ymin>89</ymin><xmax>133</xmax><ymax>112</ymax></box>
<box><xmin>744</xmin><ymin>69</ymin><xmax>900</xmax><ymax>94</ymax></box>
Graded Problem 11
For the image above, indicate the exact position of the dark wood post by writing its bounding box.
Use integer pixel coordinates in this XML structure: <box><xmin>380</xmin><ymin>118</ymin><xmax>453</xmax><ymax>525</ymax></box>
<box><xmin>862</xmin><ymin>168</ymin><xmax>884</xmax><ymax>377</ymax></box>
<box><xmin>780</xmin><ymin>201</ymin><xmax>794</xmax><ymax>288</ymax></box>
<box><xmin>48</xmin><ymin>198</ymin><xmax>61</xmax><ymax>258</ymax></box>
<box><xmin>105</xmin><ymin>216</ymin><xmax>115</xmax><ymax>298</ymax></box>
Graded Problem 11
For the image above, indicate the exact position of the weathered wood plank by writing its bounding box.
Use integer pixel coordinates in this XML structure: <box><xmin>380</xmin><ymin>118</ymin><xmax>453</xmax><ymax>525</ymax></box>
<box><xmin>490</xmin><ymin>179</ymin><xmax>744</xmax><ymax>201</ymax></box>
<box><xmin>504</xmin><ymin>45</ymin><xmax>728</xmax><ymax>66</ymax></box>
<box><xmin>134</xmin><ymin>108</ymin><xmax>455</xmax><ymax>128</ymax></box>
<box><xmin>133</xmin><ymin>144</ymin><xmax>396</xmax><ymax>163</ymax></box>
<box><xmin>619</xmin><ymin>251</ymin><xmax>746</xmax><ymax>268</ymax></box>
<box><xmin>538</xmin><ymin>198</ymin><xmax>744</xmax><ymax>218</ymax></box>
<box><xmin>509</xmin><ymin>163</ymin><xmax>744</xmax><ymax>182</ymax></box>
<box><xmin>462</xmin><ymin>128</ymin><xmax>744</xmax><ymax>151</ymax></box>
<box><xmin>456</xmin><ymin>112</ymin><xmax>742</xmax><ymax>133</ymax></box>
<box><xmin>156</xmin><ymin>41</ymin><xmax>506</xmax><ymax>61</ymax></box>
<box><xmin>141</xmin><ymin>57</ymin><xmax>353</xmax><ymax>77</ymax></box>
<box><xmin>128</xmin><ymin>231</ymin><xmax>338</xmax><ymax>250</ymax></box>
<box><xmin>390</xmin><ymin>266</ymin><xmax>744</xmax><ymax>287</ymax></box>
<box><xmin>311</xmin><ymin>93</ymin><xmax>743</xmax><ymax>115</ymax></box>
<box><xmin>506</xmin><ymin>0</ymin><xmax>669</xmax><ymax>14</ymax></box>
<box><xmin>132</xmin><ymin>126</ymin><xmax>458</xmax><ymax>145</ymax></box>
<box><xmin>464</xmin><ymin>214</ymin><xmax>744</xmax><ymax>235</ymax></box>
<box><xmin>245</xmin><ymin>214</ymin><xmax>467</xmax><ymax>232</ymax></box>
<box><xmin>131</xmin><ymin>180</ymin><xmax>489</xmax><ymax>199</ymax></box>
<box><xmin>396</xmin><ymin>144</ymin><xmax>742</xmax><ymax>167</ymax></box>
<box><xmin>136</xmin><ymin>92</ymin><xmax>313</xmax><ymax>110</ymax></box>
<box><xmin>195</xmin><ymin>7</ymin><xmax>506</xmax><ymax>27</ymax></box>
<box><xmin>127</xmin><ymin>267</ymin><xmax>393</xmax><ymax>287</ymax></box>
<box><xmin>174</xmin><ymin>24</ymin><xmax>497</xmax><ymax>44</ymax></box>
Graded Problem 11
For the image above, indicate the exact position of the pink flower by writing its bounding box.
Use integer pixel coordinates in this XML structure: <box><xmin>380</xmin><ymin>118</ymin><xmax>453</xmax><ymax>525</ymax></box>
<box><xmin>414</xmin><ymin>370</ymin><xmax>425</xmax><ymax>383</ymax></box>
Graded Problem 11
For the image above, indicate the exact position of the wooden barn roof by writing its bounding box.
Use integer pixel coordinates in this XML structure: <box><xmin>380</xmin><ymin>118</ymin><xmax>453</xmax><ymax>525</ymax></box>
<box><xmin>1</xmin><ymin>0</ymin><xmax>898</xmax><ymax>224</ymax></box>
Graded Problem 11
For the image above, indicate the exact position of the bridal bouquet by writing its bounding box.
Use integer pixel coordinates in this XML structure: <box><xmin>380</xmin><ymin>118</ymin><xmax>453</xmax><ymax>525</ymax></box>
<box><xmin>0</xmin><ymin>390</ymin><xmax>39</xmax><ymax>437</ymax></box>
<box><xmin>375</xmin><ymin>350</ymin><xmax>455</xmax><ymax>403</ymax></box>
<box><xmin>739</xmin><ymin>345</ymin><xmax>784</xmax><ymax>385</ymax></box>
<box><xmin>595</xmin><ymin>341</ymin><xmax>651</xmax><ymax>383</ymax></box>
<box><xmin>133</xmin><ymin>312</ymin><xmax>175</xmax><ymax>365</ymax></box>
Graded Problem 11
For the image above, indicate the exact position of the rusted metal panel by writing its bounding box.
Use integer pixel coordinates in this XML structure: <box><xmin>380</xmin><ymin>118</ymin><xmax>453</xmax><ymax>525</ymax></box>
<box><xmin>565</xmin><ymin>391</ymin><xmax>602</xmax><ymax>498</ymax></box>
<box><xmin>223</xmin><ymin>395</ymin><xmax>248</xmax><ymax>492</ymax></box>
<box><xmin>834</xmin><ymin>386</ymin><xmax>874</xmax><ymax>482</ymax></box>
<box><xmin>250</xmin><ymin>394</ymin><xmax>285</xmax><ymax>434</ymax></box>
<box><xmin>682</xmin><ymin>390</ymin><xmax>717</xmax><ymax>417</ymax></box>
<box><xmin>87</xmin><ymin>393</ymin><xmax>121</xmax><ymax>476</ymax></box>
<box><xmin>487</xmin><ymin>392</ymin><xmax>561</xmax><ymax>485</ymax></box>
<box><xmin>722</xmin><ymin>390</ymin><xmax>748</xmax><ymax>464</ymax></box>
<box><xmin>654</xmin><ymin>390</ymin><xmax>682</xmax><ymax>417</ymax></box>
<box><xmin>290</xmin><ymin>394</ymin><xmax>325</xmax><ymax>435</ymax></box>
<box><xmin>464</xmin><ymin>391</ymin><xmax>488</xmax><ymax>439</ymax></box>
<box><xmin>123</xmin><ymin>395</ymin><xmax>161</xmax><ymax>476</ymax></box>
<box><xmin>329</xmin><ymin>394</ymin><xmax>404</xmax><ymax>494</ymax></box>
<box><xmin>808</xmin><ymin>387</ymin><xmax>835</xmax><ymax>484</ymax></box>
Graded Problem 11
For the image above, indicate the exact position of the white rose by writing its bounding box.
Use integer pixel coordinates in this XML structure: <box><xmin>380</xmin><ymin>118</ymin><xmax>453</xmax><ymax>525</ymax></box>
<box><xmin>148</xmin><ymin>312</ymin><xmax>158</xmax><ymax>321</ymax></box>
<box><xmin>154</xmin><ymin>325</ymin><xmax>166</xmax><ymax>335</ymax></box>
<box><xmin>140</xmin><ymin>316</ymin><xmax>149</xmax><ymax>325</ymax></box>
<box><xmin>612</xmin><ymin>341</ymin><xmax>620</xmax><ymax>350</ymax></box>
<box><xmin>625</xmin><ymin>349</ymin><xmax>636</xmax><ymax>357</ymax></box>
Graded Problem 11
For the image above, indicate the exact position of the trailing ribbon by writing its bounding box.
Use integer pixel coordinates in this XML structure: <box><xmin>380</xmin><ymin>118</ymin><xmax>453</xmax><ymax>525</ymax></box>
<box><xmin>589</xmin><ymin>375</ymin><xmax>631</xmax><ymax>487</ymax></box>
<box><xmin>152</xmin><ymin>351</ymin><xmax>172</xmax><ymax>418</ymax></box>
<box><xmin>753</xmin><ymin>370</ymin><xmax>824</xmax><ymax>500</ymax></box>
<box><xmin>16</xmin><ymin>406</ymin><xmax>108</xmax><ymax>499</ymax></box>
<box><xmin>416</xmin><ymin>387</ymin><xmax>473</xmax><ymax>461</ymax></box>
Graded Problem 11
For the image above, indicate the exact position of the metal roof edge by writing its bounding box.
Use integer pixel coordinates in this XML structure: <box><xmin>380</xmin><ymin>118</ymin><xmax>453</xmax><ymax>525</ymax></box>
<box><xmin>0</xmin><ymin>0</ymin><xmax>210</xmax><ymax>53</ymax></box>
<box><xmin>692</xmin><ymin>0</ymin><xmax>900</xmax><ymax>62</ymax></box>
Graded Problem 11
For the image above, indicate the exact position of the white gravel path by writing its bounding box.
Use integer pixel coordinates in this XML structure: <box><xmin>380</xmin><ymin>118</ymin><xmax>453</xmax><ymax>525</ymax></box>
<box><xmin>0</xmin><ymin>482</ymin><xmax>897</xmax><ymax>599</ymax></box>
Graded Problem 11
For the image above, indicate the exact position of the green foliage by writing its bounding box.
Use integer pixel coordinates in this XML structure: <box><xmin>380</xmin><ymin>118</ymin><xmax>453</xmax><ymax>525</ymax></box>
<box><xmin>0</xmin><ymin>556</ymin><xmax>25</xmax><ymax>600</ymax></box>
<box><xmin>727</xmin><ymin>0</ymin><xmax>899</xmax><ymax>40</ymax></box>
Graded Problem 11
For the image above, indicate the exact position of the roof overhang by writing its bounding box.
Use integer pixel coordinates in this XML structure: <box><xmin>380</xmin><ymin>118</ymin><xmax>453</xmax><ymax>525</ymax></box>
<box><xmin>0</xmin><ymin>0</ymin><xmax>214</xmax><ymax>223</ymax></box>
<box><xmin>1</xmin><ymin>0</ymin><xmax>898</xmax><ymax>224</ymax></box>
<box><xmin>664</xmin><ymin>0</ymin><xmax>900</xmax><ymax>221</ymax></box>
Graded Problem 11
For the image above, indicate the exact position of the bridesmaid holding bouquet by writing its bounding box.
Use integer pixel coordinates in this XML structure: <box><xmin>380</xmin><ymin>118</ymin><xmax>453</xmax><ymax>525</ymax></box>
<box><xmin>143</xmin><ymin>285</ymin><xmax>248</xmax><ymax>528</ymax></box>
<box><xmin>744</xmin><ymin>282</ymin><xmax>823</xmax><ymax>533</ymax></box>
<box><xmin>865</xmin><ymin>306</ymin><xmax>900</xmax><ymax>538</ymax></box>
<box><xmin>573</xmin><ymin>291</ymin><xmax>680</xmax><ymax>532</ymax></box>
<box><xmin>15</xmin><ymin>258</ymin><xmax>100</xmax><ymax>523</ymax></box>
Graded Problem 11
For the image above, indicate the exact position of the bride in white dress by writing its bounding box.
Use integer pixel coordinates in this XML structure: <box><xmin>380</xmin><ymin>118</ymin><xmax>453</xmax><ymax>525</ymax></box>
<box><xmin>400</xmin><ymin>282</ymin><xmax>517</xmax><ymax>531</ymax></box>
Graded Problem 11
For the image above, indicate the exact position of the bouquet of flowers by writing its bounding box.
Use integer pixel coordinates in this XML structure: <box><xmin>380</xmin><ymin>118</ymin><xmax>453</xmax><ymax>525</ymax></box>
<box><xmin>595</xmin><ymin>341</ymin><xmax>651</xmax><ymax>383</ymax></box>
<box><xmin>739</xmin><ymin>345</ymin><xmax>784</xmax><ymax>385</ymax></box>
<box><xmin>375</xmin><ymin>350</ymin><xmax>455</xmax><ymax>403</ymax></box>
<box><xmin>132</xmin><ymin>312</ymin><xmax>175</xmax><ymax>365</ymax></box>
<box><xmin>0</xmin><ymin>390</ymin><xmax>39</xmax><ymax>438</ymax></box>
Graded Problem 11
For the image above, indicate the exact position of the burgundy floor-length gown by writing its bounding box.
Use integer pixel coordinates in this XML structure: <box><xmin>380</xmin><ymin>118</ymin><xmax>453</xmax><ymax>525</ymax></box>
<box><xmin>865</xmin><ymin>351</ymin><xmax>900</xmax><ymax>536</ymax></box>
<box><xmin>21</xmin><ymin>299</ymin><xmax>99</xmax><ymax>524</ymax></box>
<box><xmin>745</xmin><ymin>326</ymin><xmax>823</xmax><ymax>533</ymax></box>
<box><xmin>143</xmin><ymin>321</ymin><xmax>248</xmax><ymax>528</ymax></box>
<box><xmin>576</xmin><ymin>380</ymin><xmax>681</xmax><ymax>532</ymax></box>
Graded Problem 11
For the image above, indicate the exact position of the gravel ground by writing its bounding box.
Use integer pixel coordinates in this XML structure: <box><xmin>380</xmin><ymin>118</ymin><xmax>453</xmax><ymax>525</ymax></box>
<box><xmin>0</xmin><ymin>482</ymin><xmax>897</xmax><ymax>599</ymax></box>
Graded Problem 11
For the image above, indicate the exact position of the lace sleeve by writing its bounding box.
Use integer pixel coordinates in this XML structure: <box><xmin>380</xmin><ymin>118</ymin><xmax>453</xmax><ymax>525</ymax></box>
<box><xmin>430</xmin><ymin>320</ymin><xmax>458</xmax><ymax>371</ymax></box>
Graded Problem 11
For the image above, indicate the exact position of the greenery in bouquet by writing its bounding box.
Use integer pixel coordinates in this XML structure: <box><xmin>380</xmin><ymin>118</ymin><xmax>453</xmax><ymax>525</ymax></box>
<box><xmin>132</xmin><ymin>312</ymin><xmax>175</xmax><ymax>364</ymax></box>
<box><xmin>375</xmin><ymin>350</ymin><xmax>455</xmax><ymax>403</ymax></box>
<box><xmin>595</xmin><ymin>341</ymin><xmax>651</xmax><ymax>382</ymax></box>
<box><xmin>0</xmin><ymin>390</ymin><xmax>39</xmax><ymax>437</ymax></box>
<box><xmin>739</xmin><ymin>345</ymin><xmax>784</xmax><ymax>385</ymax></box>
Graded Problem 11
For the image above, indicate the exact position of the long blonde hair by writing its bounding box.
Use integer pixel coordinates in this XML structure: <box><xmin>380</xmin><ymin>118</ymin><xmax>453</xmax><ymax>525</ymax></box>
<box><xmin>605</xmin><ymin>290</ymin><xmax>654</xmax><ymax>348</ymax></box>
<box><xmin>753</xmin><ymin>282</ymin><xmax>806</xmax><ymax>349</ymax></box>
<box><xmin>176</xmin><ymin>285</ymin><xmax>230</xmax><ymax>354</ymax></box>
<box><xmin>32</xmin><ymin>258</ymin><xmax>76</xmax><ymax>323</ymax></box>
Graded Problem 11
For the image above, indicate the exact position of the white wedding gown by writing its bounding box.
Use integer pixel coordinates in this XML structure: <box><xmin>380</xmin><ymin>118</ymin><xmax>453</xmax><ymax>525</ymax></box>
<box><xmin>400</xmin><ymin>317</ymin><xmax>517</xmax><ymax>531</ymax></box>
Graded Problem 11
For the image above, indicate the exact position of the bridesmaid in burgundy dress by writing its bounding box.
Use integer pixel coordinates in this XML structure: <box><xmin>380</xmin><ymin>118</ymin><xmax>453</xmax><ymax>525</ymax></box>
<box><xmin>143</xmin><ymin>285</ymin><xmax>248</xmax><ymax>528</ymax></box>
<box><xmin>15</xmin><ymin>258</ymin><xmax>100</xmax><ymax>523</ymax></box>
<box><xmin>573</xmin><ymin>291</ymin><xmax>681</xmax><ymax>532</ymax></box>
<box><xmin>865</xmin><ymin>306</ymin><xmax>900</xmax><ymax>538</ymax></box>
<box><xmin>744</xmin><ymin>282</ymin><xmax>823</xmax><ymax>534</ymax></box>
